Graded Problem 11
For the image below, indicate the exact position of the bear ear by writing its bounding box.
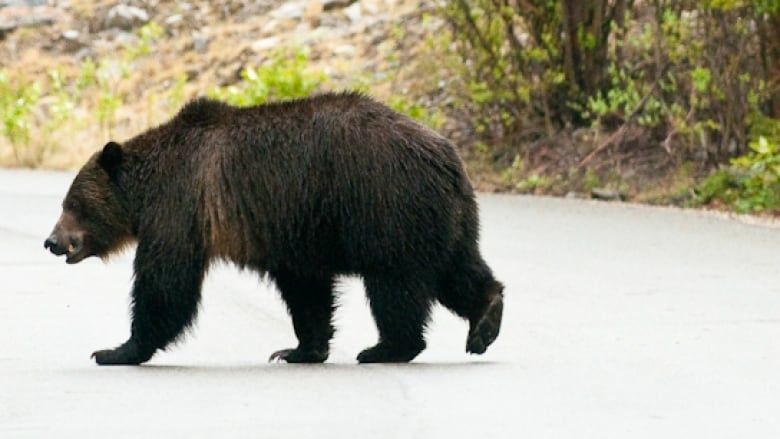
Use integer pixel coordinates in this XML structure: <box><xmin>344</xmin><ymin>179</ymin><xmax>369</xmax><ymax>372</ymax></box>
<box><xmin>98</xmin><ymin>141</ymin><xmax>123</xmax><ymax>173</ymax></box>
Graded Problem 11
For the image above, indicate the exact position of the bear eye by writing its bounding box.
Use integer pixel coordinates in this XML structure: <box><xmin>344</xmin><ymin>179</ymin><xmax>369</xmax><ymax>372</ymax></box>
<box><xmin>65</xmin><ymin>199</ymin><xmax>81</xmax><ymax>212</ymax></box>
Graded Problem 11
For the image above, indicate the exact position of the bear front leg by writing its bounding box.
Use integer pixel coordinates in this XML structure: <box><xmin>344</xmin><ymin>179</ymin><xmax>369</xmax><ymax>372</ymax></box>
<box><xmin>92</xmin><ymin>242</ymin><xmax>206</xmax><ymax>366</ymax></box>
<box><xmin>92</xmin><ymin>339</ymin><xmax>154</xmax><ymax>365</ymax></box>
<box><xmin>268</xmin><ymin>270</ymin><xmax>335</xmax><ymax>363</ymax></box>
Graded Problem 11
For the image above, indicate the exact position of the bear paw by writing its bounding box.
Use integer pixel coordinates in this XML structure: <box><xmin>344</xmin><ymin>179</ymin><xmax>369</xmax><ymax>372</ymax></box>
<box><xmin>466</xmin><ymin>293</ymin><xmax>504</xmax><ymax>355</ymax></box>
<box><xmin>268</xmin><ymin>347</ymin><xmax>328</xmax><ymax>364</ymax></box>
<box><xmin>91</xmin><ymin>340</ymin><xmax>154</xmax><ymax>366</ymax></box>
<box><xmin>356</xmin><ymin>340</ymin><xmax>425</xmax><ymax>363</ymax></box>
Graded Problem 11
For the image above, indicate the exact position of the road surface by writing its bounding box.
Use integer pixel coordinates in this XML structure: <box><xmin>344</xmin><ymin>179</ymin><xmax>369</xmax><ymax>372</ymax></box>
<box><xmin>1</xmin><ymin>169</ymin><xmax>779</xmax><ymax>438</ymax></box>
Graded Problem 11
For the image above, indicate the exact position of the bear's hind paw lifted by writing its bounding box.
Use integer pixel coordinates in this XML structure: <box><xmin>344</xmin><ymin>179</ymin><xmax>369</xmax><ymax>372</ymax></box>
<box><xmin>268</xmin><ymin>347</ymin><xmax>328</xmax><ymax>364</ymax></box>
<box><xmin>466</xmin><ymin>294</ymin><xmax>504</xmax><ymax>355</ymax></box>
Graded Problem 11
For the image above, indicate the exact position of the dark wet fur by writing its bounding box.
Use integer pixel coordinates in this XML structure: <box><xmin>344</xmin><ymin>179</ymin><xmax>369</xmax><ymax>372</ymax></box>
<box><xmin>53</xmin><ymin>92</ymin><xmax>504</xmax><ymax>365</ymax></box>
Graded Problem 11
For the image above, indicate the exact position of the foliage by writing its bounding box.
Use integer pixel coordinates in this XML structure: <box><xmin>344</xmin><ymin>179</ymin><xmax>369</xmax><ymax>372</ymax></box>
<box><xmin>125</xmin><ymin>22</ymin><xmax>165</xmax><ymax>61</ymax></box>
<box><xmin>0</xmin><ymin>27</ymin><xmax>445</xmax><ymax>167</ymax></box>
<box><xmin>0</xmin><ymin>71</ymin><xmax>40</xmax><ymax>150</ymax></box>
<box><xmin>386</xmin><ymin>95</ymin><xmax>444</xmax><ymax>130</ymax></box>
<box><xmin>444</xmin><ymin>0</ymin><xmax>631</xmax><ymax>143</ymax></box>
<box><xmin>210</xmin><ymin>49</ymin><xmax>325</xmax><ymax>106</ymax></box>
<box><xmin>209</xmin><ymin>47</ymin><xmax>443</xmax><ymax>129</ymax></box>
<box><xmin>0</xmin><ymin>21</ymin><xmax>167</xmax><ymax>166</ymax></box>
<box><xmin>95</xmin><ymin>59</ymin><xmax>127</xmax><ymax>138</ymax></box>
<box><xmin>696</xmin><ymin>136</ymin><xmax>780</xmax><ymax>212</ymax></box>
<box><xmin>165</xmin><ymin>73</ymin><xmax>188</xmax><ymax>112</ymax></box>
<box><xmin>443</xmin><ymin>0</ymin><xmax>780</xmax><ymax>172</ymax></box>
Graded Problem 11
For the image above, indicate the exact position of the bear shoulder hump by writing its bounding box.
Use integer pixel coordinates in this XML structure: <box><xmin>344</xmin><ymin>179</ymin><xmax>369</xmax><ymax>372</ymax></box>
<box><xmin>177</xmin><ymin>98</ymin><xmax>230</xmax><ymax>126</ymax></box>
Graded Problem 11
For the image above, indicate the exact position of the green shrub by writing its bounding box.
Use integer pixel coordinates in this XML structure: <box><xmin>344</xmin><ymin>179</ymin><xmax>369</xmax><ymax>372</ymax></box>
<box><xmin>696</xmin><ymin>136</ymin><xmax>780</xmax><ymax>212</ymax></box>
<box><xmin>442</xmin><ymin>1</ymin><xmax>780</xmax><ymax>168</ymax></box>
<box><xmin>210</xmin><ymin>49</ymin><xmax>325</xmax><ymax>106</ymax></box>
<box><xmin>0</xmin><ymin>70</ymin><xmax>41</xmax><ymax>161</ymax></box>
<box><xmin>95</xmin><ymin>59</ymin><xmax>127</xmax><ymax>138</ymax></box>
<box><xmin>125</xmin><ymin>22</ymin><xmax>165</xmax><ymax>61</ymax></box>
<box><xmin>387</xmin><ymin>95</ymin><xmax>444</xmax><ymax>130</ymax></box>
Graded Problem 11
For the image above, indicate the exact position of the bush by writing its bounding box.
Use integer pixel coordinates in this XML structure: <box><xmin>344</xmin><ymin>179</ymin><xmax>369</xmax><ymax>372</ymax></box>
<box><xmin>443</xmin><ymin>1</ymin><xmax>780</xmax><ymax>168</ymax></box>
<box><xmin>0</xmin><ymin>71</ymin><xmax>40</xmax><ymax>150</ymax></box>
<box><xmin>386</xmin><ymin>95</ymin><xmax>444</xmax><ymax>130</ymax></box>
<box><xmin>696</xmin><ymin>136</ymin><xmax>780</xmax><ymax>213</ymax></box>
<box><xmin>0</xmin><ymin>22</ymin><xmax>166</xmax><ymax>166</ymax></box>
<box><xmin>210</xmin><ymin>49</ymin><xmax>325</xmax><ymax>106</ymax></box>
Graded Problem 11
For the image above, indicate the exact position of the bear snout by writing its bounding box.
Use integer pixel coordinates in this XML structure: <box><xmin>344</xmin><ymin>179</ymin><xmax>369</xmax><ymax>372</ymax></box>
<box><xmin>44</xmin><ymin>233</ymin><xmax>66</xmax><ymax>255</ymax></box>
<box><xmin>44</xmin><ymin>232</ymin><xmax>85</xmax><ymax>262</ymax></box>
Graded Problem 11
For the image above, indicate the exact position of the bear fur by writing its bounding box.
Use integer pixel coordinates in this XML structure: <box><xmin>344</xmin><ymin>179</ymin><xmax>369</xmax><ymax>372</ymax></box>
<box><xmin>44</xmin><ymin>92</ymin><xmax>504</xmax><ymax>365</ymax></box>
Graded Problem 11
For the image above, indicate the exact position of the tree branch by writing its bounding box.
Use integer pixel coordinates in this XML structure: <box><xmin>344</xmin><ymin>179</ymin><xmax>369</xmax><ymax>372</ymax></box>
<box><xmin>577</xmin><ymin>63</ymin><xmax>670</xmax><ymax>168</ymax></box>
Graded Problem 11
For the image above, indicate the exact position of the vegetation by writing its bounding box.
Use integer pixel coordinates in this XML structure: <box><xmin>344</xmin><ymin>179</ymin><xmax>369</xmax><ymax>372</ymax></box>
<box><xmin>0</xmin><ymin>71</ymin><xmax>41</xmax><ymax>164</ymax></box>
<box><xmin>696</xmin><ymin>135</ymin><xmax>780</xmax><ymax>213</ymax></box>
<box><xmin>443</xmin><ymin>0</ymin><xmax>780</xmax><ymax>208</ymax></box>
<box><xmin>0</xmin><ymin>24</ymin><xmax>440</xmax><ymax>168</ymax></box>
<box><xmin>209</xmin><ymin>48</ymin><xmax>325</xmax><ymax>107</ymax></box>
<box><xmin>0</xmin><ymin>22</ymin><xmax>164</xmax><ymax>167</ymax></box>
<box><xmin>1</xmin><ymin>2</ymin><xmax>778</xmax><ymax>215</ymax></box>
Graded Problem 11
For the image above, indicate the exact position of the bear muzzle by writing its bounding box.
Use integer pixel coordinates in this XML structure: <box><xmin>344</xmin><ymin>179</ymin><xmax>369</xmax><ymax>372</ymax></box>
<box><xmin>44</xmin><ymin>233</ymin><xmax>88</xmax><ymax>264</ymax></box>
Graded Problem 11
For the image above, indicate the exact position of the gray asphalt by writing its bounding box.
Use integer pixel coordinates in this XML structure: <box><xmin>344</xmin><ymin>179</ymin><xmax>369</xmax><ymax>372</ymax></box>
<box><xmin>1</xmin><ymin>169</ymin><xmax>779</xmax><ymax>438</ymax></box>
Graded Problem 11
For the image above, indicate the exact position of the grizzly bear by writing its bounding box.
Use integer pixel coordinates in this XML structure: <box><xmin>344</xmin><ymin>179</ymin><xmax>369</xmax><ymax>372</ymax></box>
<box><xmin>44</xmin><ymin>92</ymin><xmax>504</xmax><ymax>365</ymax></box>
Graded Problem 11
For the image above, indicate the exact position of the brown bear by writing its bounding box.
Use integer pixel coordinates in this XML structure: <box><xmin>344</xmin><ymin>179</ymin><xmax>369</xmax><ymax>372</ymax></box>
<box><xmin>44</xmin><ymin>92</ymin><xmax>504</xmax><ymax>365</ymax></box>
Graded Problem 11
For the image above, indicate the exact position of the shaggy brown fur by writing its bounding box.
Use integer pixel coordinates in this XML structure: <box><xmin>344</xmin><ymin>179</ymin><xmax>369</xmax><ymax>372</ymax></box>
<box><xmin>44</xmin><ymin>92</ymin><xmax>504</xmax><ymax>365</ymax></box>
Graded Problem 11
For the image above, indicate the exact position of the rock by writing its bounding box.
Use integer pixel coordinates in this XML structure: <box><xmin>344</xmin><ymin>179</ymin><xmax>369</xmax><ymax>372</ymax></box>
<box><xmin>192</xmin><ymin>34</ymin><xmax>210</xmax><ymax>53</ymax></box>
<box><xmin>0</xmin><ymin>0</ymin><xmax>47</xmax><ymax>6</ymax></box>
<box><xmin>322</xmin><ymin>0</ymin><xmax>357</xmax><ymax>11</ymax></box>
<box><xmin>303</xmin><ymin>0</ymin><xmax>323</xmax><ymax>27</ymax></box>
<box><xmin>333</xmin><ymin>44</ymin><xmax>356</xmax><ymax>56</ymax></box>
<box><xmin>105</xmin><ymin>4</ymin><xmax>149</xmax><ymax>30</ymax></box>
<box><xmin>317</xmin><ymin>12</ymin><xmax>347</xmax><ymax>29</ymax></box>
<box><xmin>343</xmin><ymin>2</ymin><xmax>361</xmax><ymax>22</ymax></box>
<box><xmin>260</xmin><ymin>19</ymin><xmax>279</xmax><ymax>34</ymax></box>
<box><xmin>74</xmin><ymin>47</ymin><xmax>95</xmax><ymax>61</ymax></box>
<box><xmin>0</xmin><ymin>4</ymin><xmax>62</xmax><ymax>36</ymax></box>
<box><xmin>62</xmin><ymin>29</ymin><xmax>79</xmax><ymax>39</ymax></box>
<box><xmin>251</xmin><ymin>36</ymin><xmax>280</xmax><ymax>52</ymax></box>
<box><xmin>60</xmin><ymin>29</ymin><xmax>84</xmax><ymax>52</ymax></box>
<box><xmin>591</xmin><ymin>188</ymin><xmax>626</xmax><ymax>201</ymax></box>
<box><xmin>269</xmin><ymin>1</ymin><xmax>305</xmax><ymax>20</ymax></box>
<box><xmin>361</xmin><ymin>0</ymin><xmax>381</xmax><ymax>15</ymax></box>
<box><xmin>165</xmin><ymin>14</ymin><xmax>182</xmax><ymax>26</ymax></box>
<box><xmin>114</xmin><ymin>31</ymin><xmax>137</xmax><ymax>47</ymax></box>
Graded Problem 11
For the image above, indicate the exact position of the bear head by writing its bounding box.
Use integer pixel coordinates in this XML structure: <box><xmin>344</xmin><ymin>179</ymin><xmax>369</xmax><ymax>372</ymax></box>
<box><xmin>44</xmin><ymin>141</ymin><xmax>135</xmax><ymax>264</ymax></box>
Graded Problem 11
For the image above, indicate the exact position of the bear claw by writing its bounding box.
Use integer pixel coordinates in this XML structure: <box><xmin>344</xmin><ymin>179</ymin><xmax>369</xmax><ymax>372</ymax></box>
<box><xmin>466</xmin><ymin>294</ymin><xmax>503</xmax><ymax>355</ymax></box>
<box><xmin>268</xmin><ymin>348</ymin><xmax>328</xmax><ymax>364</ymax></box>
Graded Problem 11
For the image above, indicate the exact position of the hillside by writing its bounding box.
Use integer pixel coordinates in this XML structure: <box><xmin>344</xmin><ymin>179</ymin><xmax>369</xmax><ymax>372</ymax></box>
<box><xmin>0</xmin><ymin>0</ymin><xmax>451</xmax><ymax>168</ymax></box>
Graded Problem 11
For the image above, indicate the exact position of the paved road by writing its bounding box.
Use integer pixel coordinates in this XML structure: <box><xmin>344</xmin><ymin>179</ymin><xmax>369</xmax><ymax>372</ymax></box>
<box><xmin>1</xmin><ymin>169</ymin><xmax>779</xmax><ymax>438</ymax></box>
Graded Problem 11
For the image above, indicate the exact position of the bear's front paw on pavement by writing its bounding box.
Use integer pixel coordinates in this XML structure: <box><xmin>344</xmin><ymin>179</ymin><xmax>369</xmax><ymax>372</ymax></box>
<box><xmin>91</xmin><ymin>341</ymin><xmax>153</xmax><ymax>366</ymax></box>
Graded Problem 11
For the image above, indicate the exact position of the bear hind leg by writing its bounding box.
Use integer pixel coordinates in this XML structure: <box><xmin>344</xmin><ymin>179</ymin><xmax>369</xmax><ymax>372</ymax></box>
<box><xmin>465</xmin><ymin>281</ymin><xmax>503</xmax><ymax>355</ymax></box>
<box><xmin>357</xmin><ymin>275</ymin><xmax>432</xmax><ymax>363</ymax></box>
<box><xmin>437</xmin><ymin>254</ymin><xmax>504</xmax><ymax>355</ymax></box>
<box><xmin>268</xmin><ymin>270</ymin><xmax>335</xmax><ymax>363</ymax></box>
